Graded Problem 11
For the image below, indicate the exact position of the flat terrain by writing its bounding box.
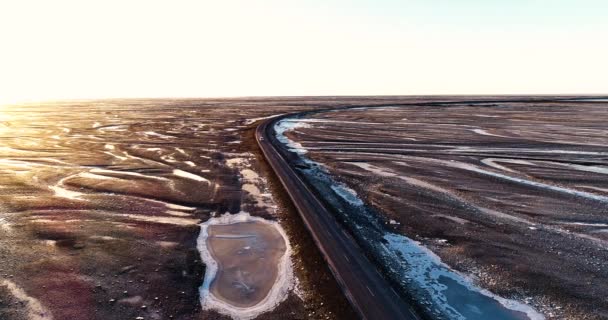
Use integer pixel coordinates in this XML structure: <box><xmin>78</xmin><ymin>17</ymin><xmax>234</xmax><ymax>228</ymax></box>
<box><xmin>257</xmin><ymin>119</ymin><xmax>420</xmax><ymax>320</ymax></box>
<box><xmin>1</xmin><ymin>97</ymin><xmax>606</xmax><ymax>320</ymax></box>
<box><xmin>280</xmin><ymin>100</ymin><xmax>608</xmax><ymax>319</ymax></box>
<box><xmin>0</xmin><ymin>98</ymin><xmax>362</xmax><ymax>320</ymax></box>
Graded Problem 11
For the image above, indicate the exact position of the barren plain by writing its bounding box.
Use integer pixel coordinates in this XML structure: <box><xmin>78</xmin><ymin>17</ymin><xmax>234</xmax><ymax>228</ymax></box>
<box><xmin>0</xmin><ymin>98</ymin><xmax>358</xmax><ymax>320</ymax></box>
<box><xmin>1</xmin><ymin>97</ymin><xmax>606</xmax><ymax>320</ymax></box>
<box><xmin>279</xmin><ymin>99</ymin><xmax>608</xmax><ymax>319</ymax></box>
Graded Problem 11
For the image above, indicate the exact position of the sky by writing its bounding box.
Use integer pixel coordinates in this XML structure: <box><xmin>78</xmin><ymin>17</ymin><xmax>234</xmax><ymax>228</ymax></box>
<box><xmin>0</xmin><ymin>0</ymin><xmax>607</xmax><ymax>103</ymax></box>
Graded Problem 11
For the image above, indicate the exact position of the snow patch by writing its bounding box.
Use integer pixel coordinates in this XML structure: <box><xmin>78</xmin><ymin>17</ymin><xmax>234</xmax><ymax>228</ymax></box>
<box><xmin>244</xmin><ymin>113</ymin><xmax>286</xmax><ymax>125</ymax></box>
<box><xmin>383</xmin><ymin>233</ymin><xmax>544</xmax><ymax>320</ymax></box>
<box><xmin>50</xmin><ymin>176</ymin><xmax>85</xmax><ymax>200</ymax></box>
<box><xmin>0</xmin><ymin>280</ymin><xmax>53</xmax><ymax>320</ymax></box>
<box><xmin>274</xmin><ymin>115</ymin><xmax>544</xmax><ymax>320</ymax></box>
<box><xmin>0</xmin><ymin>217</ymin><xmax>12</xmax><ymax>232</ymax></box>
<box><xmin>142</xmin><ymin>131</ymin><xmax>175</xmax><ymax>139</ymax></box>
<box><xmin>330</xmin><ymin>184</ymin><xmax>364</xmax><ymax>206</ymax></box>
<box><xmin>173</xmin><ymin>169</ymin><xmax>210</xmax><ymax>183</ymax></box>
<box><xmin>227</xmin><ymin>156</ymin><xmax>276</xmax><ymax>212</ymax></box>
<box><xmin>274</xmin><ymin>119</ymin><xmax>310</xmax><ymax>154</ymax></box>
<box><xmin>471</xmin><ymin>128</ymin><xmax>506</xmax><ymax>138</ymax></box>
<box><xmin>165</xmin><ymin>203</ymin><xmax>197</xmax><ymax>211</ymax></box>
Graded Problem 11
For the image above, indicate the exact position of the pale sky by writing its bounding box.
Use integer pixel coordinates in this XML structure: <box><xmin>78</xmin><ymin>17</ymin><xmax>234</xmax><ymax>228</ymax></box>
<box><xmin>0</xmin><ymin>0</ymin><xmax>607</xmax><ymax>103</ymax></box>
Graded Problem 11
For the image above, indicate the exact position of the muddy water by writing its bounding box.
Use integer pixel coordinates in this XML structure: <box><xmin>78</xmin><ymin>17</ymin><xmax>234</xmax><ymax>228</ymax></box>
<box><xmin>207</xmin><ymin>221</ymin><xmax>287</xmax><ymax>307</ymax></box>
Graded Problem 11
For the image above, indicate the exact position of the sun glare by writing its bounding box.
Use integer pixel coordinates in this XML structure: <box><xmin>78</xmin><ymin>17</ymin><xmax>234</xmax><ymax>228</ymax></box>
<box><xmin>0</xmin><ymin>97</ymin><xmax>23</xmax><ymax>107</ymax></box>
<box><xmin>0</xmin><ymin>1</ymin><xmax>606</xmax><ymax>100</ymax></box>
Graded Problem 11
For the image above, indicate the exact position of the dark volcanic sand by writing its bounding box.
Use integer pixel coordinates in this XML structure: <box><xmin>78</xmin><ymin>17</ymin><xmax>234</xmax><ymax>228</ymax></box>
<box><xmin>2</xmin><ymin>96</ymin><xmax>606</xmax><ymax>320</ymax></box>
<box><xmin>281</xmin><ymin>101</ymin><xmax>608</xmax><ymax>319</ymax></box>
<box><xmin>0</xmin><ymin>98</ymin><xmax>365</xmax><ymax>320</ymax></box>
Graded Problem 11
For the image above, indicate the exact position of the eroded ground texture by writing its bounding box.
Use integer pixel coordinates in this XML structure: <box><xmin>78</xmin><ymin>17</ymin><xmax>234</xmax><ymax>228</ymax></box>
<box><xmin>2</xmin><ymin>97</ymin><xmax>606</xmax><ymax>320</ymax></box>
<box><xmin>0</xmin><ymin>98</ymin><xmax>365</xmax><ymax>320</ymax></box>
<box><xmin>281</xmin><ymin>101</ymin><xmax>608</xmax><ymax>319</ymax></box>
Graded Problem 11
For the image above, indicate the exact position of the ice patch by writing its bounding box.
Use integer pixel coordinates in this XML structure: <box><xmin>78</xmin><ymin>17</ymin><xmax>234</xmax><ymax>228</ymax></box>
<box><xmin>226</xmin><ymin>157</ymin><xmax>249</xmax><ymax>168</ymax></box>
<box><xmin>157</xmin><ymin>241</ymin><xmax>178</xmax><ymax>248</ymax></box>
<box><xmin>295</xmin><ymin>119</ymin><xmax>384</xmax><ymax>125</ymax></box>
<box><xmin>97</xmin><ymin>124</ymin><xmax>128</xmax><ymax>132</ymax></box>
<box><xmin>90</xmin><ymin>235</ymin><xmax>117</xmax><ymax>241</ymax></box>
<box><xmin>143</xmin><ymin>131</ymin><xmax>175</xmax><ymax>139</ymax></box>
<box><xmin>78</xmin><ymin>172</ymin><xmax>112</xmax><ymax>180</ymax></box>
<box><xmin>173</xmin><ymin>169</ymin><xmax>210</xmax><ymax>183</ymax></box>
<box><xmin>347</xmin><ymin>153</ymin><xmax>608</xmax><ymax>204</ymax></box>
<box><xmin>90</xmin><ymin>168</ymin><xmax>169</xmax><ymax>181</ymax></box>
<box><xmin>166</xmin><ymin>210</ymin><xmax>193</xmax><ymax>217</ymax></box>
<box><xmin>330</xmin><ymin>184</ymin><xmax>364</xmax><ymax>206</ymax></box>
<box><xmin>165</xmin><ymin>203</ymin><xmax>197</xmax><ymax>211</ymax></box>
<box><xmin>240</xmin><ymin>169</ymin><xmax>259</xmax><ymax>181</ymax></box>
<box><xmin>226</xmin><ymin>156</ymin><xmax>276</xmax><ymax>211</ymax></box>
<box><xmin>480</xmin><ymin>158</ymin><xmax>536</xmax><ymax>173</ymax></box>
<box><xmin>383</xmin><ymin>233</ymin><xmax>544</xmax><ymax>320</ymax></box>
<box><xmin>471</xmin><ymin>128</ymin><xmax>506</xmax><ymax>138</ymax></box>
<box><xmin>113</xmin><ymin>213</ymin><xmax>199</xmax><ymax>226</ymax></box>
<box><xmin>244</xmin><ymin>113</ymin><xmax>286</xmax><ymax>125</ymax></box>
<box><xmin>0</xmin><ymin>280</ymin><xmax>53</xmax><ymax>320</ymax></box>
<box><xmin>50</xmin><ymin>176</ymin><xmax>85</xmax><ymax>200</ymax></box>
<box><xmin>347</xmin><ymin>162</ymin><xmax>397</xmax><ymax>177</ymax></box>
<box><xmin>564</xmin><ymin>222</ymin><xmax>608</xmax><ymax>227</ymax></box>
<box><xmin>274</xmin><ymin>115</ymin><xmax>545</xmax><ymax>320</ymax></box>
<box><xmin>446</xmin><ymin>159</ymin><xmax>608</xmax><ymax>203</ymax></box>
<box><xmin>544</xmin><ymin>162</ymin><xmax>608</xmax><ymax>175</ymax></box>
<box><xmin>103</xmin><ymin>151</ymin><xmax>128</xmax><ymax>161</ymax></box>
<box><xmin>0</xmin><ymin>217</ymin><xmax>11</xmax><ymax>232</ymax></box>
<box><xmin>274</xmin><ymin>119</ymin><xmax>311</xmax><ymax>154</ymax></box>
